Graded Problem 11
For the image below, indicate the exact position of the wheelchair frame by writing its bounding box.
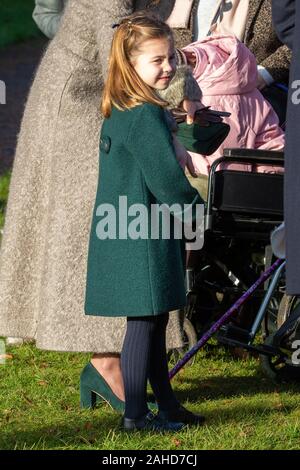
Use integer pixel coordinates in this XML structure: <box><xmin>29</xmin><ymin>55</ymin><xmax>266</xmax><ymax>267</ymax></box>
<box><xmin>174</xmin><ymin>148</ymin><xmax>289</xmax><ymax>378</ymax></box>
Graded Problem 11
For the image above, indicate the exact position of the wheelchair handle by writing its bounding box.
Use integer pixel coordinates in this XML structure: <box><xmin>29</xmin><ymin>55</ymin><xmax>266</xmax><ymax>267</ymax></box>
<box><xmin>223</xmin><ymin>148</ymin><xmax>284</xmax><ymax>162</ymax></box>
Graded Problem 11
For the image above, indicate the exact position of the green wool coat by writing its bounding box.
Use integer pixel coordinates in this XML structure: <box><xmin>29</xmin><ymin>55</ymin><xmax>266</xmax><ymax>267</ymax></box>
<box><xmin>85</xmin><ymin>103</ymin><xmax>202</xmax><ymax>317</ymax></box>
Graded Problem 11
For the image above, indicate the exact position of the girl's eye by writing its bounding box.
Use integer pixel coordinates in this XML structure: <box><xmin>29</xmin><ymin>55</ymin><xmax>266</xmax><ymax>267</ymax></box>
<box><xmin>154</xmin><ymin>59</ymin><xmax>162</xmax><ymax>63</ymax></box>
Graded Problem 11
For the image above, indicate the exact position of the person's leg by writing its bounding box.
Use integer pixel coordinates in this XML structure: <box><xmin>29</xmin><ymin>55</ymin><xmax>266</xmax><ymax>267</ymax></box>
<box><xmin>148</xmin><ymin>313</ymin><xmax>179</xmax><ymax>411</ymax></box>
<box><xmin>121</xmin><ymin>316</ymin><xmax>156</xmax><ymax>419</ymax></box>
<box><xmin>149</xmin><ymin>313</ymin><xmax>206</xmax><ymax>425</ymax></box>
<box><xmin>91</xmin><ymin>354</ymin><xmax>125</xmax><ymax>401</ymax></box>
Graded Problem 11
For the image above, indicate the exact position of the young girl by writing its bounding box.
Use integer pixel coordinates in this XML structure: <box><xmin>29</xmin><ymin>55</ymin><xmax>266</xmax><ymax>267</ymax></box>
<box><xmin>84</xmin><ymin>13</ymin><xmax>205</xmax><ymax>432</ymax></box>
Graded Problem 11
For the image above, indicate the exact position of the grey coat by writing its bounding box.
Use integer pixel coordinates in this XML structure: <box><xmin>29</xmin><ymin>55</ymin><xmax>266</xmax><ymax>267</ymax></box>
<box><xmin>0</xmin><ymin>0</ymin><xmax>199</xmax><ymax>353</ymax></box>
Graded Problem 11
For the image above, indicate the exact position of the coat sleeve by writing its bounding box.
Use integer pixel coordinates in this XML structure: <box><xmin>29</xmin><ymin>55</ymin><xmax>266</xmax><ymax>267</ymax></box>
<box><xmin>251</xmin><ymin>99</ymin><xmax>285</xmax><ymax>174</ymax></box>
<box><xmin>127</xmin><ymin>103</ymin><xmax>204</xmax><ymax>210</ymax></box>
<box><xmin>92</xmin><ymin>0</ymin><xmax>134</xmax><ymax>80</ymax></box>
<box><xmin>258</xmin><ymin>43</ymin><xmax>292</xmax><ymax>83</ymax></box>
<box><xmin>272</xmin><ymin>0</ymin><xmax>296</xmax><ymax>50</ymax></box>
<box><xmin>254</xmin><ymin>101</ymin><xmax>285</xmax><ymax>151</ymax></box>
<box><xmin>32</xmin><ymin>0</ymin><xmax>65</xmax><ymax>39</ymax></box>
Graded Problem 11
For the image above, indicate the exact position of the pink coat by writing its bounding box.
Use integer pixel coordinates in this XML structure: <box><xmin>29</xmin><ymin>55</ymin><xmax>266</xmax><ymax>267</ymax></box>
<box><xmin>182</xmin><ymin>35</ymin><xmax>285</xmax><ymax>175</ymax></box>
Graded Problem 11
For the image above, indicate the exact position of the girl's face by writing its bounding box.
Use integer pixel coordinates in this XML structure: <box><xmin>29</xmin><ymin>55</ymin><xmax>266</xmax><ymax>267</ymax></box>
<box><xmin>131</xmin><ymin>37</ymin><xmax>176</xmax><ymax>90</ymax></box>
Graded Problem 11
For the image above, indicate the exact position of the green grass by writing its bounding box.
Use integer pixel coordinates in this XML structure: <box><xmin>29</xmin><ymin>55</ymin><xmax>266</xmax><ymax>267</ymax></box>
<box><xmin>1</xmin><ymin>342</ymin><xmax>300</xmax><ymax>450</ymax></box>
<box><xmin>0</xmin><ymin>0</ymin><xmax>41</xmax><ymax>48</ymax></box>
<box><xmin>0</xmin><ymin>171</ymin><xmax>11</xmax><ymax>231</ymax></box>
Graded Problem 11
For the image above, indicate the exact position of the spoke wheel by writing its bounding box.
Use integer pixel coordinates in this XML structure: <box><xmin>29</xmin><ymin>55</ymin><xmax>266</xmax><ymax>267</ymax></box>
<box><xmin>260</xmin><ymin>295</ymin><xmax>300</xmax><ymax>382</ymax></box>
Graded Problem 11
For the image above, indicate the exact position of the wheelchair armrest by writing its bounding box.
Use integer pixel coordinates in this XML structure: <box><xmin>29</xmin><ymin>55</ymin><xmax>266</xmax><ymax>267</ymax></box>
<box><xmin>223</xmin><ymin>148</ymin><xmax>284</xmax><ymax>163</ymax></box>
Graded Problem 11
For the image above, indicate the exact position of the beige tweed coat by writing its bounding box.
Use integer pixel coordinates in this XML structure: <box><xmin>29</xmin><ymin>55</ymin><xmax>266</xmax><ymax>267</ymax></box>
<box><xmin>0</xmin><ymin>0</ymin><xmax>200</xmax><ymax>352</ymax></box>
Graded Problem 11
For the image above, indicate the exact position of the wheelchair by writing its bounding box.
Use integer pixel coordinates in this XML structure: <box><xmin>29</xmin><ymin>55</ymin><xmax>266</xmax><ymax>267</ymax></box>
<box><xmin>177</xmin><ymin>147</ymin><xmax>288</xmax><ymax>375</ymax></box>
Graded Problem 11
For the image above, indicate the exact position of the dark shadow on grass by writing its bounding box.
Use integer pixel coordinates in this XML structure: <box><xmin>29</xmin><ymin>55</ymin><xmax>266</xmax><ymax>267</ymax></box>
<box><xmin>172</xmin><ymin>371</ymin><xmax>300</xmax><ymax>403</ymax></box>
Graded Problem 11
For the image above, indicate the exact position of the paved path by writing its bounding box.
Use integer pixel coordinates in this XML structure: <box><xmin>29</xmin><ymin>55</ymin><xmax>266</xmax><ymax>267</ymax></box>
<box><xmin>0</xmin><ymin>38</ymin><xmax>47</xmax><ymax>175</ymax></box>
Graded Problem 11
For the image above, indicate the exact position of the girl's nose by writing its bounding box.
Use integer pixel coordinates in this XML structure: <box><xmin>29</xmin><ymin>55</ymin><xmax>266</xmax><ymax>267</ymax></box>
<box><xmin>163</xmin><ymin>60</ymin><xmax>173</xmax><ymax>73</ymax></box>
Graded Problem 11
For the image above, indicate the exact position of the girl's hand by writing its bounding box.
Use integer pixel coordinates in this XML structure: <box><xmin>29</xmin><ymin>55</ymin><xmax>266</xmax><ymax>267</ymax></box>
<box><xmin>182</xmin><ymin>100</ymin><xmax>204</xmax><ymax>125</ymax></box>
<box><xmin>172</xmin><ymin>134</ymin><xmax>197</xmax><ymax>177</ymax></box>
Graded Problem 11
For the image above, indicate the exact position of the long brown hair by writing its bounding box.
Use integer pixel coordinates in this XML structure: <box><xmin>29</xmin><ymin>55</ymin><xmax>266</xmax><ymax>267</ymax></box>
<box><xmin>101</xmin><ymin>13</ymin><xmax>174</xmax><ymax>118</ymax></box>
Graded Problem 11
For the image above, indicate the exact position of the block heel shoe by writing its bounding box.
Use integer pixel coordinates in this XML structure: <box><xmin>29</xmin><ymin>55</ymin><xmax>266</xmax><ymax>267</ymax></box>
<box><xmin>80</xmin><ymin>362</ymin><xmax>125</xmax><ymax>412</ymax></box>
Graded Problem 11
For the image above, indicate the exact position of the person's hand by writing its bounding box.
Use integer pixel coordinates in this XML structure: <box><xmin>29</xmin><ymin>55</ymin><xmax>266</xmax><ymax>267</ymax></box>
<box><xmin>185</xmin><ymin>152</ymin><xmax>197</xmax><ymax>177</ymax></box>
<box><xmin>172</xmin><ymin>134</ymin><xmax>197</xmax><ymax>177</ymax></box>
<box><xmin>184</xmin><ymin>50</ymin><xmax>196</xmax><ymax>67</ymax></box>
<box><xmin>179</xmin><ymin>101</ymin><xmax>225</xmax><ymax>126</ymax></box>
<box><xmin>182</xmin><ymin>100</ymin><xmax>203</xmax><ymax>125</ymax></box>
<box><xmin>257</xmin><ymin>72</ymin><xmax>267</xmax><ymax>90</ymax></box>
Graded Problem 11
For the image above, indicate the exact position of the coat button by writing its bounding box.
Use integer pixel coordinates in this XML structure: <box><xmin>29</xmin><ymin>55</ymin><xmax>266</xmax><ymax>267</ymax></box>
<box><xmin>100</xmin><ymin>135</ymin><xmax>111</xmax><ymax>153</ymax></box>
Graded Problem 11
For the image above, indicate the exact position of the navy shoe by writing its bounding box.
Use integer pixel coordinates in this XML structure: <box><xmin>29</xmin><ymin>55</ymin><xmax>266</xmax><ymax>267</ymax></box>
<box><xmin>158</xmin><ymin>405</ymin><xmax>205</xmax><ymax>426</ymax></box>
<box><xmin>122</xmin><ymin>411</ymin><xmax>185</xmax><ymax>433</ymax></box>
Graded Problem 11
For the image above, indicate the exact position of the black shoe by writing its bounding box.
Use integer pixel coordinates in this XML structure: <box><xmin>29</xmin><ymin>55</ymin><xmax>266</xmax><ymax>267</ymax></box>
<box><xmin>122</xmin><ymin>411</ymin><xmax>185</xmax><ymax>433</ymax></box>
<box><xmin>158</xmin><ymin>405</ymin><xmax>205</xmax><ymax>426</ymax></box>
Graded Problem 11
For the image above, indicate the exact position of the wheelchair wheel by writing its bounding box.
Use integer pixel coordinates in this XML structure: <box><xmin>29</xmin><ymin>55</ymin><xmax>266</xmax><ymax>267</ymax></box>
<box><xmin>260</xmin><ymin>334</ymin><xmax>300</xmax><ymax>383</ymax></box>
<box><xmin>168</xmin><ymin>318</ymin><xmax>198</xmax><ymax>367</ymax></box>
<box><xmin>260</xmin><ymin>317</ymin><xmax>300</xmax><ymax>383</ymax></box>
<box><xmin>261</xmin><ymin>282</ymin><xmax>286</xmax><ymax>337</ymax></box>
<box><xmin>277</xmin><ymin>294</ymin><xmax>300</xmax><ymax>328</ymax></box>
